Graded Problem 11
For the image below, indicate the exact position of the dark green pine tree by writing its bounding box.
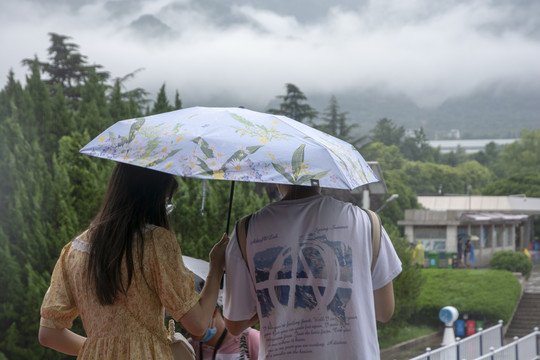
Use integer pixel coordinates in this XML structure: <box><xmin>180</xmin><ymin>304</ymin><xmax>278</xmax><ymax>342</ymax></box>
<box><xmin>316</xmin><ymin>95</ymin><xmax>365</xmax><ymax>148</ymax></box>
<box><xmin>369</xmin><ymin>118</ymin><xmax>405</xmax><ymax>146</ymax></box>
<box><xmin>79</xmin><ymin>67</ymin><xmax>112</xmax><ymax>137</ymax></box>
<box><xmin>22</xmin><ymin>32</ymin><xmax>109</xmax><ymax>110</ymax></box>
<box><xmin>50</xmin><ymin>84</ymin><xmax>76</xmax><ymax>141</ymax></box>
<box><xmin>151</xmin><ymin>83</ymin><xmax>174</xmax><ymax>115</ymax></box>
<box><xmin>108</xmin><ymin>68</ymin><xmax>149</xmax><ymax>121</ymax></box>
<box><xmin>0</xmin><ymin>115</ymin><xmax>62</xmax><ymax>359</ymax></box>
<box><xmin>0</xmin><ymin>71</ymin><xmax>35</xmax><ymax>131</ymax></box>
<box><xmin>399</xmin><ymin>127</ymin><xmax>435</xmax><ymax>162</ymax></box>
<box><xmin>0</xmin><ymin>227</ymin><xmax>26</xmax><ymax>359</ymax></box>
<box><xmin>25</xmin><ymin>58</ymin><xmax>55</xmax><ymax>156</ymax></box>
<box><xmin>268</xmin><ymin>83</ymin><xmax>318</xmax><ymax>123</ymax></box>
<box><xmin>108</xmin><ymin>79</ymin><xmax>128</xmax><ymax>121</ymax></box>
<box><xmin>174</xmin><ymin>90</ymin><xmax>182</xmax><ymax>110</ymax></box>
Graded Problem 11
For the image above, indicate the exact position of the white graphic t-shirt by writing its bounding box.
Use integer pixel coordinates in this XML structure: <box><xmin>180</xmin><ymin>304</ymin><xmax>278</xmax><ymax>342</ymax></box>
<box><xmin>224</xmin><ymin>195</ymin><xmax>402</xmax><ymax>360</ymax></box>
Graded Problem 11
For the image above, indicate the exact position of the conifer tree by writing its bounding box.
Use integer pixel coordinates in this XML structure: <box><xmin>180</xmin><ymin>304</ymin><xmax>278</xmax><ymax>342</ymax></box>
<box><xmin>152</xmin><ymin>83</ymin><xmax>173</xmax><ymax>114</ymax></box>
<box><xmin>316</xmin><ymin>95</ymin><xmax>365</xmax><ymax>147</ymax></box>
<box><xmin>26</xmin><ymin>59</ymin><xmax>54</xmax><ymax>155</ymax></box>
<box><xmin>268</xmin><ymin>83</ymin><xmax>318</xmax><ymax>123</ymax></box>
<box><xmin>174</xmin><ymin>90</ymin><xmax>182</xmax><ymax>110</ymax></box>
<box><xmin>22</xmin><ymin>33</ymin><xmax>109</xmax><ymax>109</ymax></box>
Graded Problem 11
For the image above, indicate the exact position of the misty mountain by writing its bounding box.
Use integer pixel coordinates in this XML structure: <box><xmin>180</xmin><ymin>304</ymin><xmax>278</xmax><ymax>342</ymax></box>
<box><xmin>305</xmin><ymin>85</ymin><xmax>540</xmax><ymax>139</ymax></box>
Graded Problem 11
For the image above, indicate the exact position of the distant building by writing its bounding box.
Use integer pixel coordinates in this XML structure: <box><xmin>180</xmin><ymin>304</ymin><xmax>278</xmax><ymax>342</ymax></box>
<box><xmin>398</xmin><ymin>195</ymin><xmax>540</xmax><ymax>267</ymax></box>
<box><xmin>427</xmin><ymin>138</ymin><xmax>517</xmax><ymax>154</ymax></box>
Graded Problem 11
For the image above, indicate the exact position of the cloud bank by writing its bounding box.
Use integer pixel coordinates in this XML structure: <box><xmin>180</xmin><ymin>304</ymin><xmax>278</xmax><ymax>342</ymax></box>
<box><xmin>1</xmin><ymin>0</ymin><xmax>539</xmax><ymax>110</ymax></box>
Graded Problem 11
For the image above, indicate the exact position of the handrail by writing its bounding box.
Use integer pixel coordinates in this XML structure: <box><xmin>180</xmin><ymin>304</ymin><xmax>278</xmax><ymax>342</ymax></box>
<box><xmin>409</xmin><ymin>324</ymin><xmax>540</xmax><ymax>360</ymax></box>
<box><xmin>409</xmin><ymin>321</ymin><xmax>504</xmax><ymax>360</ymax></box>
<box><xmin>474</xmin><ymin>328</ymin><xmax>540</xmax><ymax>360</ymax></box>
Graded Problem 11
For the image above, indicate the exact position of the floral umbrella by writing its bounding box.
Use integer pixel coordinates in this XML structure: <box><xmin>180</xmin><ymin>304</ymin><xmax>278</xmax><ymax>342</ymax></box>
<box><xmin>80</xmin><ymin>106</ymin><xmax>378</xmax><ymax>231</ymax></box>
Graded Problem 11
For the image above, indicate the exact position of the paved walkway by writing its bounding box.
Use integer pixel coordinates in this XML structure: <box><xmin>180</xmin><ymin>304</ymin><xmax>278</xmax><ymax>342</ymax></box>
<box><xmin>524</xmin><ymin>250</ymin><xmax>540</xmax><ymax>293</ymax></box>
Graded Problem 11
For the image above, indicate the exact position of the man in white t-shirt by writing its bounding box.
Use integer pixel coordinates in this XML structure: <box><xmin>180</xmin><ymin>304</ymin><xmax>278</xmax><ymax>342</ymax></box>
<box><xmin>223</xmin><ymin>184</ymin><xmax>402</xmax><ymax>359</ymax></box>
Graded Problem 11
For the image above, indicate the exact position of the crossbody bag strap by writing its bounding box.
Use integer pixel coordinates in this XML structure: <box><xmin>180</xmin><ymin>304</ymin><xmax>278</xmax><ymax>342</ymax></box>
<box><xmin>363</xmin><ymin>208</ymin><xmax>382</xmax><ymax>273</ymax></box>
<box><xmin>235</xmin><ymin>214</ymin><xmax>252</xmax><ymax>271</ymax></box>
<box><xmin>239</xmin><ymin>329</ymin><xmax>250</xmax><ymax>359</ymax></box>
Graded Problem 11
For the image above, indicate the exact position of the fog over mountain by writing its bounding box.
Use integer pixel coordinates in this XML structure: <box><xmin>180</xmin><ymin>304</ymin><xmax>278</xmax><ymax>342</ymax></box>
<box><xmin>1</xmin><ymin>0</ymin><xmax>539</xmax><ymax>137</ymax></box>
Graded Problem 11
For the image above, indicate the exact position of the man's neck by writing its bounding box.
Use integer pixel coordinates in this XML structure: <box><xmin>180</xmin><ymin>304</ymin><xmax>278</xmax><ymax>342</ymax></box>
<box><xmin>281</xmin><ymin>186</ymin><xmax>321</xmax><ymax>201</ymax></box>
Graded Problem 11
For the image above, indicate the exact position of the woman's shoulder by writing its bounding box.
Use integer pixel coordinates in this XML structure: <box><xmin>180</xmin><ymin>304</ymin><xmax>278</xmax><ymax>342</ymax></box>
<box><xmin>143</xmin><ymin>225</ymin><xmax>178</xmax><ymax>249</ymax></box>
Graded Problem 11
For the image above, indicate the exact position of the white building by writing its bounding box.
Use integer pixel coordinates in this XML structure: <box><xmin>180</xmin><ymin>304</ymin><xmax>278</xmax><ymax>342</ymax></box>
<box><xmin>398</xmin><ymin>195</ymin><xmax>540</xmax><ymax>267</ymax></box>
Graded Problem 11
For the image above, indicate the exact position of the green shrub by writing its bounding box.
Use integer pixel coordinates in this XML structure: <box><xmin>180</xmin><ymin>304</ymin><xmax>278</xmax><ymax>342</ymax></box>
<box><xmin>489</xmin><ymin>250</ymin><xmax>533</xmax><ymax>279</ymax></box>
<box><xmin>377</xmin><ymin>224</ymin><xmax>424</xmax><ymax>339</ymax></box>
<box><xmin>413</xmin><ymin>269</ymin><xmax>521</xmax><ymax>327</ymax></box>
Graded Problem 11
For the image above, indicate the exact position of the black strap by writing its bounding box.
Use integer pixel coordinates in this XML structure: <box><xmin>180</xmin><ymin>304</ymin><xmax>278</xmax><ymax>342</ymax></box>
<box><xmin>212</xmin><ymin>329</ymin><xmax>228</xmax><ymax>360</ymax></box>
<box><xmin>199</xmin><ymin>328</ymin><xmax>229</xmax><ymax>360</ymax></box>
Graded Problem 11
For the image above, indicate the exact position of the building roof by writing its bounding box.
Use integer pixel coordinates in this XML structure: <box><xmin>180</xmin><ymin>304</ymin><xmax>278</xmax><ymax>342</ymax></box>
<box><xmin>417</xmin><ymin>195</ymin><xmax>540</xmax><ymax>215</ymax></box>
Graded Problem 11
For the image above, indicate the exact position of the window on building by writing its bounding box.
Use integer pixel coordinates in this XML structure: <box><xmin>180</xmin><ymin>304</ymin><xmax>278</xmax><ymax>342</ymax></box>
<box><xmin>415</xmin><ymin>226</ymin><xmax>446</xmax><ymax>251</ymax></box>
<box><xmin>484</xmin><ymin>226</ymin><xmax>492</xmax><ymax>248</ymax></box>
<box><xmin>469</xmin><ymin>226</ymin><xmax>482</xmax><ymax>248</ymax></box>
<box><xmin>495</xmin><ymin>225</ymin><xmax>504</xmax><ymax>247</ymax></box>
<box><xmin>505</xmin><ymin>226</ymin><xmax>513</xmax><ymax>246</ymax></box>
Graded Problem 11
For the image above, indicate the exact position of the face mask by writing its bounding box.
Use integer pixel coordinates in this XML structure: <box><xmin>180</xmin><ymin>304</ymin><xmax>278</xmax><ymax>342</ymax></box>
<box><xmin>199</xmin><ymin>326</ymin><xmax>217</xmax><ymax>343</ymax></box>
<box><xmin>199</xmin><ymin>316</ymin><xmax>217</xmax><ymax>343</ymax></box>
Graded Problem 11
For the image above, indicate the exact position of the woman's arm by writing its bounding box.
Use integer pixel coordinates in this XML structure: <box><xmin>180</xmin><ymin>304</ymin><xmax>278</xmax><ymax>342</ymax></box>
<box><xmin>373</xmin><ymin>281</ymin><xmax>395</xmax><ymax>323</ymax></box>
<box><xmin>180</xmin><ymin>233</ymin><xmax>229</xmax><ymax>336</ymax></box>
<box><xmin>38</xmin><ymin>326</ymin><xmax>86</xmax><ymax>356</ymax></box>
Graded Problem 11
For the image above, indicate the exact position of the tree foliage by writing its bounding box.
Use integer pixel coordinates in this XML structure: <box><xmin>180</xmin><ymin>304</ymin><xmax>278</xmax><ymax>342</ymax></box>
<box><xmin>268</xmin><ymin>83</ymin><xmax>318</xmax><ymax>123</ymax></box>
<box><xmin>0</xmin><ymin>33</ymin><xmax>537</xmax><ymax>358</ymax></box>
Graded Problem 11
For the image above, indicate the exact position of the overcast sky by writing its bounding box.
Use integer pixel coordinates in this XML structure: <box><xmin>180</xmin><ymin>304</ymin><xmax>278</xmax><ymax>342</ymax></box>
<box><xmin>1</xmin><ymin>0</ymin><xmax>539</xmax><ymax>110</ymax></box>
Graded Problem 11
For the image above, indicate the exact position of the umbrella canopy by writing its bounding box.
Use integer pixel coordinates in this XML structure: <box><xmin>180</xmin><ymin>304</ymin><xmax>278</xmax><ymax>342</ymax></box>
<box><xmin>80</xmin><ymin>106</ymin><xmax>378</xmax><ymax>190</ymax></box>
<box><xmin>182</xmin><ymin>255</ymin><xmax>224</xmax><ymax>306</ymax></box>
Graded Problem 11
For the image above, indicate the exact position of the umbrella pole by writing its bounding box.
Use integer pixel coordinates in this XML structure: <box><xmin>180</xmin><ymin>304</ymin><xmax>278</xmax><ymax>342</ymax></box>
<box><xmin>225</xmin><ymin>181</ymin><xmax>235</xmax><ymax>235</ymax></box>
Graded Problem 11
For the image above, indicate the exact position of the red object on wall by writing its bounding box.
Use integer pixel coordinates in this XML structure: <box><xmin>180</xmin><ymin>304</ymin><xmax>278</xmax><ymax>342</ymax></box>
<box><xmin>466</xmin><ymin>320</ymin><xmax>476</xmax><ymax>336</ymax></box>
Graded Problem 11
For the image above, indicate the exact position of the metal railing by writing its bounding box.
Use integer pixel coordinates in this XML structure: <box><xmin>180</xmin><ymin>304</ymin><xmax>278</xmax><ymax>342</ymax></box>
<box><xmin>474</xmin><ymin>328</ymin><xmax>540</xmax><ymax>360</ymax></box>
<box><xmin>410</xmin><ymin>321</ymin><xmax>504</xmax><ymax>360</ymax></box>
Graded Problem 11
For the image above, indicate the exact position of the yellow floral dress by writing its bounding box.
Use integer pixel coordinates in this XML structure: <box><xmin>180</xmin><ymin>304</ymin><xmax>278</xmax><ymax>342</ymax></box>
<box><xmin>40</xmin><ymin>226</ymin><xmax>199</xmax><ymax>359</ymax></box>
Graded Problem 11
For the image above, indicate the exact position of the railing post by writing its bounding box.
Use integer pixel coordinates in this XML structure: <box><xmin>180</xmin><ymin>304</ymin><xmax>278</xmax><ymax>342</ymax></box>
<box><xmin>456</xmin><ymin>337</ymin><xmax>460</xmax><ymax>360</ymax></box>
<box><xmin>426</xmin><ymin>347</ymin><xmax>431</xmax><ymax>360</ymax></box>
<box><xmin>513</xmin><ymin>336</ymin><xmax>519</xmax><ymax>359</ymax></box>
<box><xmin>498</xmin><ymin>320</ymin><xmax>503</xmax><ymax>346</ymax></box>
<box><xmin>489</xmin><ymin>346</ymin><xmax>495</xmax><ymax>360</ymax></box>
<box><xmin>478</xmin><ymin>327</ymin><xmax>484</xmax><ymax>355</ymax></box>
<box><xmin>535</xmin><ymin>327</ymin><xmax>539</xmax><ymax>356</ymax></box>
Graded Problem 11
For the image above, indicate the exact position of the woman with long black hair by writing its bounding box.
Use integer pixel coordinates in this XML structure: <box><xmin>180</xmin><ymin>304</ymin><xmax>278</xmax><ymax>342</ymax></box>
<box><xmin>39</xmin><ymin>163</ymin><xmax>229</xmax><ymax>359</ymax></box>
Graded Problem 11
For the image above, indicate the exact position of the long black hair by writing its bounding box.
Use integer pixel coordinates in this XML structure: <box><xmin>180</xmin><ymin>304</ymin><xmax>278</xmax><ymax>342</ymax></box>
<box><xmin>87</xmin><ymin>163</ymin><xmax>178</xmax><ymax>305</ymax></box>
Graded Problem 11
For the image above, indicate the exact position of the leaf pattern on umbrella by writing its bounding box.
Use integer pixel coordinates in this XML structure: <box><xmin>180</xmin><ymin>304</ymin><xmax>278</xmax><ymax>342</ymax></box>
<box><xmin>232</xmin><ymin>113</ymin><xmax>292</xmax><ymax>144</ymax></box>
<box><xmin>272</xmin><ymin>144</ymin><xmax>330</xmax><ymax>185</ymax></box>
<box><xmin>97</xmin><ymin>118</ymin><xmax>186</xmax><ymax>168</ymax></box>
<box><xmin>191</xmin><ymin>137</ymin><xmax>263</xmax><ymax>179</ymax></box>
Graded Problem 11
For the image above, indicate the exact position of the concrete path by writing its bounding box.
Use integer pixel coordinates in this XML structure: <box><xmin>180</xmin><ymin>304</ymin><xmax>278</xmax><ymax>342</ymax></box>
<box><xmin>524</xmin><ymin>251</ymin><xmax>540</xmax><ymax>293</ymax></box>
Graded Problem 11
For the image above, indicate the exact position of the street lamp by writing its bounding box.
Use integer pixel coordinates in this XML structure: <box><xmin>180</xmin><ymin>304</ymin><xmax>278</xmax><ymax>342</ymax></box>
<box><xmin>375</xmin><ymin>194</ymin><xmax>399</xmax><ymax>213</ymax></box>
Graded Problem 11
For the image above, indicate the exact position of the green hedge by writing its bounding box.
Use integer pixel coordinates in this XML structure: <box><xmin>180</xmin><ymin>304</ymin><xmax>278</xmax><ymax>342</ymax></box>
<box><xmin>489</xmin><ymin>250</ymin><xmax>533</xmax><ymax>279</ymax></box>
<box><xmin>413</xmin><ymin>269</ymin><xmax>521</xmax><ymax>327</ymax></box>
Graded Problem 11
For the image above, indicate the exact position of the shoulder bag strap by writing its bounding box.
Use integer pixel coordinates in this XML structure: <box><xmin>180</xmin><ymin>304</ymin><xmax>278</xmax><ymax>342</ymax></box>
<box><xmin>239</xmin><ymin>329</ymin><xmax>250</xmax><ymax>359</ymax></box>
<box><xmin>363</xmin><ymin>208</ymin><xmax>382</xmax><ymax>273</ymax></box>
<box><xmin>235</xmin><ymin>214</ymin><xmax>252</xmax><ymax>271</ymax></box>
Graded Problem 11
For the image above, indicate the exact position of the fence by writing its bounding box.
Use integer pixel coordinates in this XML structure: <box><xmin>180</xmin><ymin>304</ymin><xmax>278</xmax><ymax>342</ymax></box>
<box><xmin>409</xmin><ymin>322</ymin><xmax>540</xmax><ymax>360</ymax></box>
<box><xmin>410</xmin><ymin>320</ymin><xmax>504</xmax><ymax>360</ymax></box>
<box><xmin>474</xmin><ymin>328</ymin><xmax>540</xmax><ymax>360</ymax></box>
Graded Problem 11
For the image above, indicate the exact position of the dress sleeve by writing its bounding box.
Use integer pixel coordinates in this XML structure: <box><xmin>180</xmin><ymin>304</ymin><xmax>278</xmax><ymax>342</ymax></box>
<box><xmin>149</xmin><ymin>227</ymin><xmax>200</xmax><ymax>321</ymax></box>
<box><xmin>40</xmin><ymin>243</ymin><xmax>79</xmax><ymax>329</ymax></box>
